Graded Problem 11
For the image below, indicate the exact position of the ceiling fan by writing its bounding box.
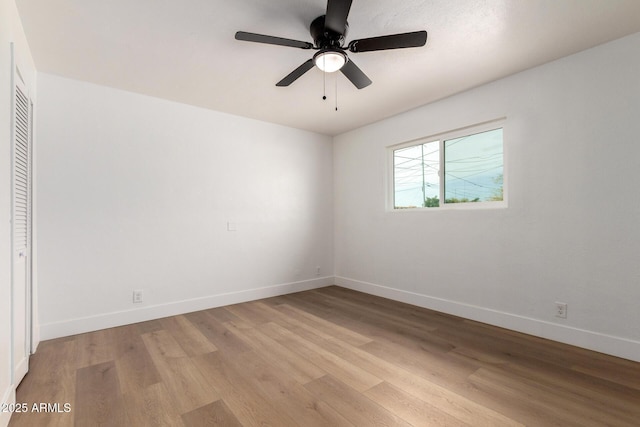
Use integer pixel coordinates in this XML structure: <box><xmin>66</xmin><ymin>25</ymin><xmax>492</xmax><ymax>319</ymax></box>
<box><xmin>235</xmin><ymin>0</ymin><xmax>427</xmax><ymax>89</ymax></box>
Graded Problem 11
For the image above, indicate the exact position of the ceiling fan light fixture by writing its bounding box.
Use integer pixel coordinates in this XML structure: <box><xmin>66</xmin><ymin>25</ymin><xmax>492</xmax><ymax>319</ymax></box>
<box><xmin>314</xmin><ymin>49</ymin><xmax>347</xmax><ymax>73</ymax></box>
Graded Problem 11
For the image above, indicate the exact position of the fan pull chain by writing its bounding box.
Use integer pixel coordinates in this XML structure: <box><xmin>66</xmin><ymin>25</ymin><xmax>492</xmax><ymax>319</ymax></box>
<box><xmin>335</xmin><ymin>75</ymin><xmax>338</xmax><ymax>111</ymax></box>
<box><xmin>322</xmin><ymin>69</ymin><xmax>327</xmax><ymax>100</ymax></box>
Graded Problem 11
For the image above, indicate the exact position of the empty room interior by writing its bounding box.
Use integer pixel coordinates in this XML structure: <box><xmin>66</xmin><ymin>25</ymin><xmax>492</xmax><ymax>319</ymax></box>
<box><xmin>2</xmin><ymin>0</ymin><xmax>640</xmax><ymax>425</ymax></box>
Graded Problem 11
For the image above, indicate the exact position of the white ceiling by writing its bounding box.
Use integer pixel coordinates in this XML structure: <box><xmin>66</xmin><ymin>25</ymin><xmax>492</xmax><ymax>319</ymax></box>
<box><xmin>15</xmin><ymin>0</ymin><xmax>640</xmax><ymax>136</ymax></box>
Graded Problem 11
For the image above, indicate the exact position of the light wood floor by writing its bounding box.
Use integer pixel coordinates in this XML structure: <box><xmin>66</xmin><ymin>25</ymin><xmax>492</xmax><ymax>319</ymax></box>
<box><xmin>9</xmin><ymin>286</ymin><xmax>640</xmax><ymax>426</ymax></box>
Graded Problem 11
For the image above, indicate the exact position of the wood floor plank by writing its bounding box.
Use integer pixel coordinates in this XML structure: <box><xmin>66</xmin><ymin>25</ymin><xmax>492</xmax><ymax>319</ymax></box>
<box><xmin>111</xmin><ymin>325</ymin><xmax>161</xmax><ymax>396</ymax></box>
<box><xmin>141</xmin><ymin>330</ymin><xmax>219</xmax><ymax>414</ymax></box>
<box><xmin>123</xmin><ymin>382</ymin><xmax>185</xmax><ymax>427</ymax></box>
<box><xmin>183</xmin><ymin>310</ymin><xmax>251</xmax><ymax>354</ymax></box>
<box><xmin>259</xmin><ymin>321</ymin><xmax>383</xmax><ymax>392</ymax></box>
<box><xmin>498</xmin><ymin>362</ymin><xmax>640</xmax><ymax>423</ymax></box>
<box><xmin>75</xmin><ymin>328</ymin><xmax>117</xmax><ymax>369</ymax></box>
<box><xmin>224</xmin><ymin>301</ymin><xmax>276</xmax><ymax>326</ymax></box>
<box><xmin>191</xmin><ymin>351</ymin><xmax>300</xmax><ymax>426</ymax></box>
<box><xmin>365</xmin><ymin>381</ymin><xmax>471</xmax><ymax>427</ymax></box>
<box><xmin>160</xmin><ymin>315</ymin><xmax>218</xmax><ymax>356</ymax></box>
<box><xmin>312</xmin><ymin>287</ymin><xmax>447</xmax><ymax>332</ymax></box>
<box><xmin>361</xmin><ymin>338</ymin><xmax>478</xmax><ymax>387</ymax></box>
<box><xmin>305</xmin><ymin>374</ymin><xmax>413</xmax><ymax>427</ymax></box>
<box><xmin>463</xmin><ymin>318</ymin><xmax>637</xmax><ymax>371</ymax></box>
<box><xmin>274</xmin><ymin>303</ymin><xmax>373</xmax><ymax>346</ymax></box>
<box><xmin>471</xmin><ymin>366</ymin><xmax>638</xmax><ymax>427</ymax></box>
<box><xmin>362</xmin><ymin>359</ymin><xmax>521</xmax><ymax>426</ymax></box>
<box><xmin>181</xmin><ymin>400</ymin><xmax>242</xmax><ymax>427</ymax></box>
<box><xmin>74</xmin><ymin>361</ymin><xmax>128</xmax><ymax>427</ymax></box>
<box><xmin>448</xmin><ymin>343</ymin><xmax>512</xmax><ymax>368</ymax></box>
<box><xmin>233</xmin><ymin>350</ymin><xmax>355</xmax><ymax>427</ymax></box>
<box><xmin>433</xmin><ymin>318</ymin><xmax>586</xmax><ymax>372</ymax></box>
<box><xmin>282</xmin><ymin>289</ymin><xmax>456</xmax><ymax>354</ymax></box>
<box><xmin>572</xmin><ymin>358</ymin><xmax>640</xmax><ymax>391</ymax></box>
<box><xmin>443</xmin><ymin>348</ymin><xmax>640</xmax><ymax>425</ymax></box>
<box><xmin>469</xmin><ymin>368</ymin><xmax>599</xmax><ymax>427</ymax></box>
<box><xmin>135</xmin><ymin>319</ymin><xmax>165</xmax><ymax>335</ymax></box>
<box><xmin>223</xmin><ymin>320</ymin><xmax>325</xmax><ymax>384</ymax></box>
<box><xmin>203</xmin><ymin>306</ymin><xmax>245</xmax><ymax>324</ymax></box>
<box><xmin>313</xmin><ymin>286</ymin><xmax>474</xmax><ymax>337</ymax></box>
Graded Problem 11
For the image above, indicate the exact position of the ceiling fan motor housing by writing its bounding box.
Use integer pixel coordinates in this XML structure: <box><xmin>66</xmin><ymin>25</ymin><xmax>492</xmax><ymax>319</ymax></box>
<box><xmin>310</xmin><ymin>15</ymin><xmax>347</xmax><ymax>48</ymax></box>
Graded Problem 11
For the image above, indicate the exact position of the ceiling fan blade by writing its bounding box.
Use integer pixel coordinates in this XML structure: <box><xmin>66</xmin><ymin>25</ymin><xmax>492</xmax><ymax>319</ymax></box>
<box><xmin>235</xmin><ymin>31</ymin><xmax>313</xmax><ymax>49</ymax></box>
<box><xmin>276</xmin><ymin>59</ymin><xmax>315</xmax><ymax>86</ymax></box>
<box><xmin>324</xmin><ymin>0</ymin><xmax>352</xmax><ymax>35</ymax></box>
<box><xmin>340</xmin><ymin>59</ymin><xmax>372</xmax><ymax>89</ymax></box>
<box><xmin>349</xmin><ymin>30</ymin><xmax>427</xmax><ymax>53</ymax></box>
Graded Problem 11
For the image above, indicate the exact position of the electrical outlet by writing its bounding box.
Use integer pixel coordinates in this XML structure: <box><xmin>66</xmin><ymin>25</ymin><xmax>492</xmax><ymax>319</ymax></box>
<box><xmin>133</xmin><ymin>290</ymin><xmax>143</xmax><ymax>304</ymax></box>
<box><xmin>555</xmin><ymin>302</ymin><xmax>567</xmax><ymax>319</ymax></box>
<box><xmin>316</xmin><ymin>266</ymin><xmax>321</xmax><ymax>276</ymax></box>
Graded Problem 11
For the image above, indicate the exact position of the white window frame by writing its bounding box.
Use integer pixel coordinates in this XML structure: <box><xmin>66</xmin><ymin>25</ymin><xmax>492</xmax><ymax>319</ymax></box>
<box><xmin>387</xmin><ymin>119</ymin><xmax>507</xmax><ymax>211</ymax></box>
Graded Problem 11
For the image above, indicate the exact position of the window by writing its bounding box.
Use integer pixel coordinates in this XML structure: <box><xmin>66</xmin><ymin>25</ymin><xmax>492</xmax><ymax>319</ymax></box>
<box><xmin>392</xmin><ymin>123</ymin><xmax>504</xmax><ymax>209</ymax></box>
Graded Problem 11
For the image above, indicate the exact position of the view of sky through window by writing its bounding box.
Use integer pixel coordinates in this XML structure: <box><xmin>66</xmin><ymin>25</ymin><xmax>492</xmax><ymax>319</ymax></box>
<box><xmin>394</xmin><ymin>128</ymin><xmax>503</xmax><ymax>208</ymax></box>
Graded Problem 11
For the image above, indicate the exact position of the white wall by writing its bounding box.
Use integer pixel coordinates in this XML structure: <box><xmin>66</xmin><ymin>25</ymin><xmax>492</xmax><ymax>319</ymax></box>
<box><xmin>36</xmin><ymin>73</ymin><xmax>334</xmax><ymax>339</ymax></box>
<box><xmin>334</xmin><ymin>32</ymin><xmax>640</xmax><ymax>362</ymax></box>
<box><xmin>1</xmin><ymin>0</ymin><xmax>36</xmax><ymax>424</ymax></box>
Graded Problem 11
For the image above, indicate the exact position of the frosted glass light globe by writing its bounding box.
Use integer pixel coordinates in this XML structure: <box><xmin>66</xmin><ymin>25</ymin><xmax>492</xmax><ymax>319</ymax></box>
<box><xmin>314</xmin><ymin>50</ymin><xmax>347</xmax><ymax>73</ymax></box>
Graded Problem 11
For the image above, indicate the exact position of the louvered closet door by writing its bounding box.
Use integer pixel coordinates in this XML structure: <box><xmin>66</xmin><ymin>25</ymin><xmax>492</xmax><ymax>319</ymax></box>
<box><xmin>12</xmin><ymin>70</ymin><xmax>32</xmax><ymax>386</ymax></box>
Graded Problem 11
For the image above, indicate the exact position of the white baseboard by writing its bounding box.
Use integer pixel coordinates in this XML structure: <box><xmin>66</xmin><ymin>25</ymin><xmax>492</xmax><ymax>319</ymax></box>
<box><xmin>13</xmin><ymin>357</ymin><xmax>28</xmax><ymax>387</ymax></box>
<box><xmin>335</xmin><ymin>276</ymin><xmax>640</xmax><ymax>363</ymax></box>
<box><xmin>40</xmin><ymin>277</ymin><xmax>334</xmax><ymax>340</ymax></box>
<box><xmin>37</xmin><ymin>275</ymin><xmax>640</xmax><ymax>362</ymax></box>
<box><xmin>1</xmin><ymin>387</ymin><xmax>16</xmax><ymax>427</ymax></box>
<box><xmin>31</xmin><ymin>323</ymin><xmax>40</xmax><ymax>354</ymax></box>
